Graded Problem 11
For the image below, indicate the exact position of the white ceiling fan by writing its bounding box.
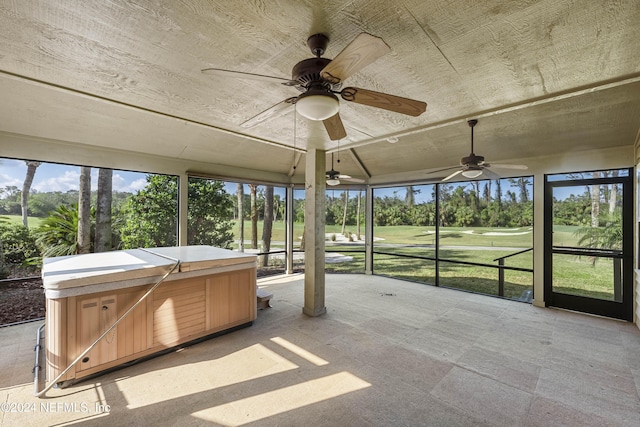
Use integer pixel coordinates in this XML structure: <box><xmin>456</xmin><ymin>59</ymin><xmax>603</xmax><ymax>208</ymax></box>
<box><xmin>427</xmin><ymin>119</ymin><xmax>528</xmax><ymax>181</ymax></box>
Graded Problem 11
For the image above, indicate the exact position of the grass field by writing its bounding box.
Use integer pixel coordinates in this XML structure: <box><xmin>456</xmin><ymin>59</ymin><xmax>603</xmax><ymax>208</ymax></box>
<box><xmin>2</xmin><ymin>215</ymin><xmax>43</xmax><ymax>228</ymax></box>
<box><xmin>232</xmin><ymin>220</ymin><xmax>614</xmax><ymax>301</ymax></box>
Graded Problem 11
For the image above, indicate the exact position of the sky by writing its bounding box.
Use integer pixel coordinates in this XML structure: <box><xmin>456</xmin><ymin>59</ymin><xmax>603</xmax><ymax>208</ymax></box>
<box><xmin>1</xmin><ymin>157</ymin><xmax>543</xmax><ymax>202</ymax></box>
<box><xmin>0</xmin><ymin>159</ymin><xmax>148</xmax><ymax>194</ymax></box>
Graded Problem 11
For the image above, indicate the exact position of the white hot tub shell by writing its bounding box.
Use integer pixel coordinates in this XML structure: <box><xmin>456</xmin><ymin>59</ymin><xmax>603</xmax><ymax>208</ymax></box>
<box><xmin>42</xmin><ymin>246</ymin><xmax>257</xmax><ymax>385</ymax></box>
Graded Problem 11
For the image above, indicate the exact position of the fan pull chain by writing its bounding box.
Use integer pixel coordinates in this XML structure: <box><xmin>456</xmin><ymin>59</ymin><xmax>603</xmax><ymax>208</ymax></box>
<box><xmin>292</xmin><ymin>104</ymin><xmax>297</xmax><ymax>170</ymax></box>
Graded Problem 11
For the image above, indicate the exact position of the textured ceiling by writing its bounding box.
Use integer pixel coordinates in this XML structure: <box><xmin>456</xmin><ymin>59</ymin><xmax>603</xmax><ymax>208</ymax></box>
<box><xmin>0</xmin><ymin>0</ymin><xmax>639</xmax><ymax>184</ymax></box>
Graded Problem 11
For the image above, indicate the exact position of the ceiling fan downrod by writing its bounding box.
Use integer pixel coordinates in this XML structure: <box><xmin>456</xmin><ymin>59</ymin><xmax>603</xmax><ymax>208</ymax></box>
<box><xmin>468</xmin><ymin>119</ymin><xmax>478</xmax><ymax>155</ymax></box>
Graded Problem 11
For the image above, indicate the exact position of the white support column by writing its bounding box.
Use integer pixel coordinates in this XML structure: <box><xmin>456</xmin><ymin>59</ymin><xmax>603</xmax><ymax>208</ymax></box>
<box><xmin>303</xmin><ymin>149</ymin><xmax>327</xmax><ymax>317</ymax></box>
<box><xmin>365</xmin><ymin>186</ymin><xmax>374</xmax><ymax>275</ymax></box>
<box><xmin>178</xmin><ymin>173</ymin><xmax>189</xmax><ymax>246</ymax></box>
<box><xmin>286</xmin><ymin>184</ymin><xmax>294</xmax><ymax>274</ymax></box>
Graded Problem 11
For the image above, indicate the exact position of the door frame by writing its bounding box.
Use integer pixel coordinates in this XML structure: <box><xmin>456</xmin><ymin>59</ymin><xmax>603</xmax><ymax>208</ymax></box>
<box><xmin>543</xmin><ymin>168</ymin><xmax>634</xmax><ymax>321</ymax></box>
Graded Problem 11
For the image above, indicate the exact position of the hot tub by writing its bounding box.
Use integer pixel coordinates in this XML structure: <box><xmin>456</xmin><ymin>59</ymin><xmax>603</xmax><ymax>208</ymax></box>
<box><xmin>42</xmin><ymin>246</ymin><xmax>257</xmax><ymax>386</ymax></box>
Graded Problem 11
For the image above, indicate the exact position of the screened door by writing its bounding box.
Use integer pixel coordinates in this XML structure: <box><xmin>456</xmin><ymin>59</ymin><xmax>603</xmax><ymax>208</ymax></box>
<box><xmin>544</xmin><ymin>169</ymin><xmax>633</xmax><ymax>321</ymax></box>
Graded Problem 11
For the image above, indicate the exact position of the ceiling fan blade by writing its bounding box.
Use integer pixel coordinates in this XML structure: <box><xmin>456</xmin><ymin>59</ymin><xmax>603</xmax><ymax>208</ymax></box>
<box><xmin>341</xmin><ymin>177</ymin><xmax>365</xmax><ymax>183</ymax></box>
<box><xmin>202</xmin><ymin>68</ymin><xmax>298</xmax><ymax>86</ymax></box>
<box><xmin>485</xmin><ymin>163</ymin><xmax>528</xmax><ymax>170</ymax></box>
<box><xmin>426</xmin><ymin>165</ymin><xmax>460</xmax><ymax>175</ymax></box>
<box><xmin>240</xmin><ymin>97</ymin><xmax>297</xmax><ymax>128</ymax></box>
<box><xmin>482</xmin><ymin>168</ymin><xmax>501</xmax><ymax>179</ymax></box>
<box><xmin>320</xmin><ymin>33</ymin><xmax>391</xmax><ymax>83</ymax></box>
<box><xmin>322</xmin><ymin>113</ymin><xmax>347</xmax><ymax>140</ymax></box>
<box><xmin>443</xmin><ymin>169</ymin><xmax>464</xmax><ymax>182</ymax></box>
<box><xmin>340</xmin><ymin>87</ymin><xmax>427</xmax><ymax>116</ymax></box>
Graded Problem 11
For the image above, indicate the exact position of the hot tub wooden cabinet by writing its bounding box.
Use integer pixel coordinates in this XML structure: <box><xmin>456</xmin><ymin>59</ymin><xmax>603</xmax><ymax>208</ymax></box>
<box><xmin>42</xmin><ymin>246</ymin><xmax>257</xmax><ymax>385</ymax></box>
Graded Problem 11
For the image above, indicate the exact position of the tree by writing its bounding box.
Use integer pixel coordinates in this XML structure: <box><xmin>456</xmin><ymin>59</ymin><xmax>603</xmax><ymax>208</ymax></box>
<box><xmin>483</xmin><ymin>181</ymin><xmax>491</xmax><ymax>205</ymax></box>
<box><xmin>249</xmin><ymin>184</ymin><xmax>258</xmax><ymax>249</ymax></box>
<box><xmin>575</xmin><ymin>210</ymin><xmax>622</xmax><ymax>251</ymax></box>
<box><xmin>77</xmin><ymin>166</ymin><xmax>92</xmax><ymax>254</ymax></box>
<box><xmin>608</xmin><ymin>173</ymin><xmax>618</xmax><ymax>214</ymax></box>
<box><xmin>405</xmin><ymin>186</ymin><xmax>417</xmax><ymax>208</ymax></box>
<box><xmin>95</xmin><ymin>168</ymin><xmax>113</xmax><ymax>252</ymax></box>
<box><xmin>21</xmin><ymin>161</ymin><xmax>41</xmax><ymax>228</ymax></box>
<box><xmin>591</xmin><ymin>171</ymin><xmax>601</xmax><ymax>228</ymax></box>
<box><xmin>120</xmin><ymin>175</ymin><xmax>178</xmax><ymax>248</ymax></box>
<box><xmin>508</xmin><ymin>177</ymin><xmax>531</xmax><ymax>203</ymax></box>
<box><xmin>341</xmin><ymin>189</ymin><xmax>349</xmax><ymax>235</ymax></box>
<box><xmin>237</xmin><ymin>183</ymin><xmax>244</xmax><ymax>252</ymax></box>
<box><xmin>494</xmin><ymin>179</ymin><xmax>502</xmax><ymax>208</ymax></box>
<box><xmin>260</xmin><ymin>186</ymin><xmax>274</xmax><ymax>266</ymax></box>
<box><xmin>186</xmin><ymin>178</ymin><xmax>234</xmax><ymax>247</ymax></box>
<box><xmin>120</xmin><ymin>175</ymin><xmax>233</xmax><ymax>249</ymax></box>
<box><xmin>472</xmin><ymin>181</ymin><xmax>480</xmax><ymax>211</ymax></box>
<box><xmin>356</xmin><ymin>190</ymin><xmax>363</xmax><ymax>239</ymax></box>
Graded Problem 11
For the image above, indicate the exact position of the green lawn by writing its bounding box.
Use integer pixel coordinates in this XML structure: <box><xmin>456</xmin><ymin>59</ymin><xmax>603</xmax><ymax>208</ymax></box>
<box><xmin>551</xmin><ymin>254</ymin><xmax>619</xmax><ymax>300</ymax></box>
<box><xmin>2</xmin><ymin>215</ymin><xmax>43</xmax><ymax>228</ymax></box>
<box><xmin>551</xmin><ymin>225</ymin><xmax>583</xmax><ymax>247</ymax></box>
<box><xmin>238</xmin><ymin>221</ymin><xmax>612</xmax><ymax>302</ymax></box>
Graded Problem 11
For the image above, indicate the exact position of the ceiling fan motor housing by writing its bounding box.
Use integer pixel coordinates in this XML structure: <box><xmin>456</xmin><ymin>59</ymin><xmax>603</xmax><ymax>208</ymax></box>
<box><xmin>461</xmin><ymin>153</ymin><xmax>484</xmax><ymax>167</ymax></box>
<box><xmin>292</xmin><ymin>58</ymin><xmax>341</xmax><ymax>91</ymax></box>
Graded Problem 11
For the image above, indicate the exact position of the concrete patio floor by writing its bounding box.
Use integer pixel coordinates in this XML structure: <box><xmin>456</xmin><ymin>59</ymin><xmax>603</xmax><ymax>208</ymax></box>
<box><xmin>1</xmin><ymin>273</ymin><xmax>640</xmax><ymax>426</ymax></box>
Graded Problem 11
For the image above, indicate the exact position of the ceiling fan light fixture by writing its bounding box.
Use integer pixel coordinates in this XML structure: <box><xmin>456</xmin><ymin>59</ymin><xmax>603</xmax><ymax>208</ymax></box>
<box><xmin>326</xmin><ymin>178</ymin><xmax>340</xmax><ymax>186</ymax></box>
<box><xmin>296</xmin><ymin>91</ymin><xmax>339</xmax><ymax>121</ymax></box>
<box><xmin>461</xmin><ymin>168</ymin><xmax>483</xmax><ymax>179</ymax></box>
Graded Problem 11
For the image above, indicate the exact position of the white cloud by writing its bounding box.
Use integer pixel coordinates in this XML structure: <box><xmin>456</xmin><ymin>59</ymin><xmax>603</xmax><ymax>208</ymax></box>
<box><xmin>0</xmin><ymin>173</ymin><xmax>22</xmax><ymax>191</ymax></box>
<box><xmin>112</xmin><ymin>173</ymin><xmax>127</xmax><ymax>191</ymax></box>
<box><xmin>112</xmin><ymin>175</ymin><xmax>147</xmax><ymax>193</ymax></box>
<box><xmin>126</xmin><ymin>178</ymin><xmax>148</xmax><ymax>192</ymax></box>
<box><xmin>0</xmin><ymin>160</ymin><xmax>26</xmax><ymax>192</ymax></box>
<box><xmin>32</xmin><ymin>170</ymin><xmax>81</xmax><ymax>192</ymax></box>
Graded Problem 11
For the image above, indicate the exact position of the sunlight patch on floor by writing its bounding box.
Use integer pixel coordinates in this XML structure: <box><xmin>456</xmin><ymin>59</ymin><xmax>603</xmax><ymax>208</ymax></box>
<box><xmin>191</xmin><ymin>371</ymin><xmax>371</xmax><ymax>426</ymax></box>
<box><xmin>270</xmin><ymin>337</ymin><xmax>329</xmax><ymax>366</ymax></box>
<box><xmin>120</xmin><ymin>343</ymin><xmax>298</xmax><ymax>409</ymax></box>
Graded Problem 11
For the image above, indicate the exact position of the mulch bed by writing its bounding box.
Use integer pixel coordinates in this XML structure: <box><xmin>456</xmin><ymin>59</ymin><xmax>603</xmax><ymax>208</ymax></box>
<box><xmin>0</xmin><ymin>277</ymin><xmax>45</xmax><ymax>325</ymax></box>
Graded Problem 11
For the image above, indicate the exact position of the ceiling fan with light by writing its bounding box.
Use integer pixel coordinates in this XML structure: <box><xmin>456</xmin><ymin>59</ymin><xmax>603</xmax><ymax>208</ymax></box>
<box><xmin>427</xmin><ymin>119</ymin><xmax>528</xmax><ymax>181</ymax></box>
<box><xmin>202</xmin><ymin>33</ymin><xmax>427</xmax><ymax>140</ymax></box>
<box><xmin>326</xmin><ymin>153</ymin><xmax>364</xmax><ymax>186</ymax></box>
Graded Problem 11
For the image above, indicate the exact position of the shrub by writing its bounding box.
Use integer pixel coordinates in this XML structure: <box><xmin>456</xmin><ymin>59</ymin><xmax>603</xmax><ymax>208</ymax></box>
<box><xmin>0</xmin><ymin>222</ymin><xmax>40</xmax><ymax>265</ymax></box>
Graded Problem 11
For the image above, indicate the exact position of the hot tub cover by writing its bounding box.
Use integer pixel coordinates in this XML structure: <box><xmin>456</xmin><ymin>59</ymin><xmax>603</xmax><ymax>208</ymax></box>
<box><xmin>42</xmin><ymin>246</ymin><xmax>257</xmax><ymax>290</ymax></box>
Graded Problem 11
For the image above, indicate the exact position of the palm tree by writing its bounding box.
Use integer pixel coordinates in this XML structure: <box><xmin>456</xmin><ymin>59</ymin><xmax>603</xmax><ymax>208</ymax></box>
<box><xmin>77</xmin><ymin>167</ymin><xmax>91</xmax><ymax>254</ymax></box>
<box><xmin>237</xmin><ymin>183</ymin><xmax>244</xmax><ymax>252</ymax></box>
<box><xmin>341</xmin><ymin>189</ymin><xmax>349</xmax><ymax>235</ymax></box>
<box><xmin>95</xmin><ymin>168</ymin><xmax>113</xmax><ymax>252</ymax></box>
<box><xmin>405</xmin><ymin>186</ymin><xmax>415</xmax><ymax>208</ymax></box>
<box><xmin>21</xmin><ymin>161</ymin><xmax>41</xmax><ymax>228</ymax></box>
<box><xmin>356</xmin><ymin>190</ymin><xmax>362</xmax><ymax>239</ymax></box>
<box><xmin>590</xmin><ymin>171</ymin><xmax>601</xmax><ymax>228</ymax></box>
<box><xmin>574</xmin><ymin>209</ymin><xmax>622</xmax><ymax>266</ymax></box>
<box><xmin>249</xmin><ymin>184</ymin><xmax>258</xmax><ymax>249</ymax></box>
<box><xmin>36</xmin><ymin>204</ymin><xmax>78</xmax><ymax>257</ymax></box>
<box><xmin>260</xmin><ymin>186</ymin><xmax>274</xmax><ymax>266</ymax></box>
